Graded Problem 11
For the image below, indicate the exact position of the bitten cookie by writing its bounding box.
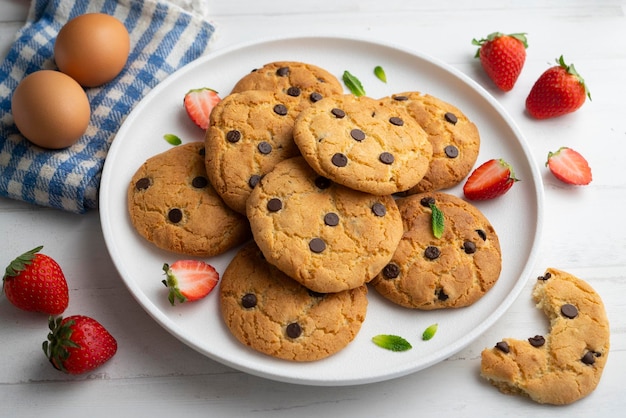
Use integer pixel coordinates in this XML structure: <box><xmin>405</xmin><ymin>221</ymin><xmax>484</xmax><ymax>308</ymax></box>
<box><xmin>293</xmin><ymin>94</ymin><xmax>433</xmax><ymax>195</ymax></box>
<box><xmin>220</xmin><ymin>241</ymin><xmax>368</xmax><ymax>362</ymax></box>
<box><xmin>246</xmin><ymin>156</ymin><xmax>403</xmax><ymax>294</ymax></box>
<box><xmin>370</xmin><ymin>192</ymin><xmax>501</xmax><ymax>309</ymax></box>
<box><xmin>127</xmin><ymin>142</ymin><xmax>250</xmax><ymax>256</ymax></box>
<box><xmin>204</xmin><ymin>90</ymin><xmax>302</xmax><ymax>214</ymax></box>
<box><xmin>383</xmin><ymin>92</ymin><xmax>480</xmax><ymax>193</ymax></box>
<box><xmin>480</xmin><ymin>268</ymin><xmax>610</xmax><ymax>405</ymax></box>
<box><xmin>231</xmin><ymin>61</ymin><xmax>344</xmax><ymax>108</ymax></box>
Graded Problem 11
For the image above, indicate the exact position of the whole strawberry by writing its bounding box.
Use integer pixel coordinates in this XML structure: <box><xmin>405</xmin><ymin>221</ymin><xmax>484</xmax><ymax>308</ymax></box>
<box><xmin>472</xmin><ymin>32</ymin><xmax>528</xmax><ymax>91</ymax></box>
<box><xmin>43</xmin><ymin>315</ymin><xmax>117</xmax><ymax>374</ymax></box>
<box><xmin>526</xmin><ymin>56</ymin><xmax>591</xmax><ymax>119</ymax></box>
<box><xmin>2</xmin><ymin>246</ymin><xmax>68</xmax><ymax>315</ymax></box>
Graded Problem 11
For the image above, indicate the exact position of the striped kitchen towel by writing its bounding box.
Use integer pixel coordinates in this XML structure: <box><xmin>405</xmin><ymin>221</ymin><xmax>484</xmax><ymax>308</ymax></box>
<box><xmin>0</xmin><ymin>0</ymin><xmax>216</xmax><ymax>213</ymax></box>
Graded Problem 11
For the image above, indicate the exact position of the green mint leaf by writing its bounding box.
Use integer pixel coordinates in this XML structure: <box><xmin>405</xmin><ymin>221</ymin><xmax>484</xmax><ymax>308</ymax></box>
<box><xmin>374</xmin><ymin>65</ymin><xmax>387</xmax><ymax>83</ymax></box>
<box><xmin>372</xmin><ymin>334</ymin><xmax>412</xmax><ymax>352</ymax></box>
<box><xmin>430</xmin><ymin>203</ymin><xmax>444</xmax><ymax>238</ymax></box>
<box><xmin>342</xmin><ymin>70</ymin><xmax>366</xmax><ymax>97</ymax></box>
<box><xmin>164</xmin><ymin>134</ymin><xmax>182</xmax><ymax>146</ymax></box>
<box><xmin>422</xmin><ymin>323</ymin><xmax>438</xmax><ymax>341</ymax></box>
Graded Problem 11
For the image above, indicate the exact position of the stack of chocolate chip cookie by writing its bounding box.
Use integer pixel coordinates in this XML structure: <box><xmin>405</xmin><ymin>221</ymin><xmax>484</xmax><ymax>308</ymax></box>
<box><xmin>127</xmin><ymin>60</ymin><xmax>503</xmax><ymax>362</ymax></box>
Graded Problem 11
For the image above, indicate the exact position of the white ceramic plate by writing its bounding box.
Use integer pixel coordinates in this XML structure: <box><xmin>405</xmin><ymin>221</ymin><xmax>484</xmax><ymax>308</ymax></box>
<box><xmin>100</xmin><ymin>36</ymin><xmax>544</xmax><ymax>386</ymax></box>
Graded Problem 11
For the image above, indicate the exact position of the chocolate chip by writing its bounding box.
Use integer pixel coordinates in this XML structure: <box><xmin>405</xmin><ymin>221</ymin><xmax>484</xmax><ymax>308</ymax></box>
<box><xmin>168</xmin><ymin>208</ymin><xmax>183</xmax><ymax>223</ymax></box>
<box><xmin>310</xmin><ymin>92</ymin><xmax>323</xmax><ymax>102</ymax></box>
<box><xmin>226</xmin><ymin>130</ymin><xmax>241</xmax><ymax>143</ymax></box>
<box><xmin>286</xmin><ymin>86</ymin><xmax>301</xmax><ymax>97</ymax></box>
<box><xmin>324</xmin><ymin>212</ymin><xmax>339</xmax><ymax>226</ymax></box>
<box><xmin>286</xmin><ymin>322</ymin><xmax>302</xmax><ymax>338</ymax></box>
<box><xmin>241</xmin><ymin>293</ymin><xmax>257</xmax><ymax>309</ymax></box>
<box><xmin>314</xmin><ymin>176</ymin><xmax>332</xmax><ymax>189</ymax></box>
<box><xmin>379</xmin><ymin>152</ymin><xmax>394</xmax><ymax>165</ymax></box>
<box><xmin>420</xmin><ymin>196</ymin><xmax>436</xmax><ymax>207</ymax></box>
<box><xmin>444</xmin><ymin>145</ymin><xmax>459</xmax><ymax>158</ymax></box>
<box><xmin>273</xmin><ymin>104</ymin><xmax>288</xmax><ymax>116</ymax></box>
<box><xmin>581</xmin><ymin>351</ymin><xmax>599</xmax><ymax>365</ymax></box>
<box><xmin>382</xmin><ymin>263</ymin><xmax>400</xmax><ymax>279</ymax></box>
<box><xmin>424</xmin><ymin>246</ymin><xmax>440</xmax><ymax>260</ymax></box>
<box><xmin>372</xmin><ymin>202</ymin><xmax>387</xmax><ymax>217</ymax></box>
<box><xmin>258</xmin><ymin>141</ymin><xmax>272</xmax><ymax>154</ymax></box>
<box><xmin>198</xmin><ymin>147</ymin><xmax>205</xmax><ymax>156</ymax></box>
<box><xmin>309</xmin><ymin>238</ymin><xmax>326</xmax><ymax>253</ymax></box>
<box><xmin>528</xmin><ymin>335</ymin><xmax>546</xmax><ymax>347</ymax></box>
<box><xmin>332</xmin><ymin>153</ymin><xmax>348</xmax><ymax>167</ymax></box>
<box><xmin>267</xmin><ymin>198</ymin><xmax>282</xmax><ymax>212</ymax></box>
<box><xmin>276</xmin><ymin>67</ymin><xmax>289</xmax><ymax>77</ymax></box>
<box><xmin>331</xmin><ymin>108</ymin><xmax>346</xmax><ymax>118</ymax></box>
<box><xmin>389</xmin><ymin>116</ymin><xmax>404</xmax><ymax>126</ymax></box>
<box><xmin>135</xmin><ymin>177</ymin><xmax>151</xmax><ymax>190</ymax></box>
<box><xmin>350</xmin><ymin>129</ymin><xmax>365</xmax><ymax>141</ymax></box>
<box><xmin>393</xmin><ymin>95</ymin><xmax>408</xmax><ymax>102</ymax></box>
<box><xmin>561</xmin><ymin>304</ymin><xmax>578</xmax><ymax>319</ymax></box>
<box><xmin>436</xmin><ymin>288</ymin><xmax>449</xmax><ymax>301</ymax></box>
<box><xmin>476</xmin><ymin>229</ymin><xmax>487</xmax><ymax>241</ymax></box>
<box><xmin>444</xmin><ymin>112</ymin><xmax>458</xmax><ymax>124</ymax></box>
<box><xmin>538</xmin><ymin>272</ymin><xmax>552</xmax><ymax>281</ymax></box>
<box><xmin>248</xmin><ymin>175</ymin><xmax>261</xmax><ymax>188</ymax></box>
<box><xmin>463</xmin><ymin>241</ymin><xmax>477</xmax><ymax>254</ymax></box>
<box><xmin>191</xmin><ymin>176</ymin><xmax>208</xmax><ymax>188</ymax></box>
<box><xmin>495</xmin><ymin>341</ymin><xmax>510</xmax><ymax>353</ymax></box>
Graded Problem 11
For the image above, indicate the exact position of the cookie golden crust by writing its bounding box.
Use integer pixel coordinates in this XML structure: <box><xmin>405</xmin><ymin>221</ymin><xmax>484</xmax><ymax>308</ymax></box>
<box><xmin>383</xmin><ymin>92</ymin><xmax>480</xmax><ymax>193</ymax></box>
<box><xmin>480</xmin><ymin>268</ymin><xmax>610</xmax><ymax>405</ymax></box>
<box><xmin>293</xmin><ymin>94</ymin><xmax>433</xmax><ymax>195</ymax></box>
<box><xmin>246</xmin><ymin>157</ymin><xmax>403</xmax><ymax>294</ymax></box>
<box><xmin>127</xmin><ymin>142</ymin><xmax>251</xmax><ymax>257</ymax></box>
<box><xmin>230</xmin><ymin>61</ymin><xmax>344</xmax><ymax>107</ymax></box>
<box><xmin>370</xmin><ymin>192</ymin><xmax>501</xmax><ymax>309</ymax></box>
<box><xmin>204</xmin><ymin>90</ymin><xmax>303</xmax><ymax>214</ymax></box>
<box><xmin>220</xmin><ymin>242</ymin><xmax>368</xmax><ymax>362</ymax></box>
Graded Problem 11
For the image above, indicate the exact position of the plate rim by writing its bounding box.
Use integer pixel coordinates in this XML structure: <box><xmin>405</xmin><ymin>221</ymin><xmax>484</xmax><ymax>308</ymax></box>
<box><xmin>100</xmin><ymin>33</ymin><xmax>545</xmax><ymax>386</ymax></box>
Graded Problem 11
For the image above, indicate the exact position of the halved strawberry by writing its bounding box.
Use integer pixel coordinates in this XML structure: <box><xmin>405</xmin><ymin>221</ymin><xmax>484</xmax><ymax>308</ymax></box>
<box><xmin>463</xmin><ymin>158</ymin><xmax>519</xmax><ymax>200</ymax></box>
<box><xmin>162</xmin><ymin>260</ymin><xmax>219</xmax><ymax>305</ymax></box>
<box><xmin>183</xmin><ymin>87</ymin><xmax>221</xmax><ymax>130</ymax></box>
<box><xmin>546</xmin><ymin>147</ymin><xmax>592</xmax><ymax>185</ymax></box>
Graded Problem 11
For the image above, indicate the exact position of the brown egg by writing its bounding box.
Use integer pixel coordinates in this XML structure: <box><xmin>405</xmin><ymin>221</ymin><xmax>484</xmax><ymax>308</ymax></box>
<box><xmin>54</xmin><ymin>13</ymin><xmax>130</xmax><ymax>87</ymax></box>
<box><xmin>11</xmin><ymin>70</ymin><xmax>91</xmax><ymax>149</ymax></box>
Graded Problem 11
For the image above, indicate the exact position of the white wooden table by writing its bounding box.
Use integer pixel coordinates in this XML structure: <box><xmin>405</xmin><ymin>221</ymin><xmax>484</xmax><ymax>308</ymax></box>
<box><xmin>1</xmin><ymin>1</ymin><xmax>625</xmax><ymax>416</ymax></box>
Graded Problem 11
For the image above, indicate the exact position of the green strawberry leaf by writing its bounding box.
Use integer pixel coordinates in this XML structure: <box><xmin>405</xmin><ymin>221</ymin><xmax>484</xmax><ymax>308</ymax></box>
<box><xmin>422</xmin><ymin>323</ymin><xmax>439</xmax><ymax>341</ymax></box>
<box><xmin>372</xmin><ymin>334</ymin><xmax>412</xmax><ymax>352</ymax></box>
<box><xmin>430</xmin><ymin>203</ymin><xmax>444</xmax><ymax>239</ymax></box>
<box><xmin>164</xmin><ymin>134</ymin><xmax>182</xmax><ymax>146</ymax></box>
<box><xmin>374</xmin><ymin>65</ymin><xmax>387</xmax><ymax>83</ymax></box>
<box><xmin>342</xmin><ymin>70</ymin><xmax>366</xmax><ymax>97</ymax></box>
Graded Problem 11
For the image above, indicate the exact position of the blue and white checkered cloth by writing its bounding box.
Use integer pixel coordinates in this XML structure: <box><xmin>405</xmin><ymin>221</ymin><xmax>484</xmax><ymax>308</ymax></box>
<box><xmin>0</xmin><ymin>0</ymin><xmax>216</xmax><ymax>213</ymax></box>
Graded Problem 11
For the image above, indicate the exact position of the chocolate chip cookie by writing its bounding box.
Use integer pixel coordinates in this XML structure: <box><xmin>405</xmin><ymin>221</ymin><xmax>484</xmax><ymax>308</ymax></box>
<box><xmin>370</xmin><ymin>192</ymin><xmax>501</xmax><ymax>309</ymax></box>
<box><xmin>383</xmin><ymin>92</ymin><xmax>480</xmax><ymax>193</ymax></box>
<box><xmin>246</xmin><ymin>156</ymin><xmax>403</xmax><ymax>294</ymax></box>
<box><xmin>204</xmin><ymin>90</ymin><xmax>302</xmax><ymax>214</ymax></box>
<box><xmin>230</xmin><ymin>61</ymin><xmax>344</xmax><ymax>108</ymax></box>
<box><xmin>480</xmin><ymin>268</ymin><xmax>610</xmax><ymax>405</ymax></box>
<box><xmin>220</xmin><ymin>241</ymin><xmax>368</xmax><ymax>361</ymax></box>
<box><xmin>127</xmin><ymin>142</ymin><xmax>251</xmax><ymax>256</ymax></box>
<box><xmin>293</xmin><ymin>94</ymin><xmax>433</xmax><ymax>195</ymax></box>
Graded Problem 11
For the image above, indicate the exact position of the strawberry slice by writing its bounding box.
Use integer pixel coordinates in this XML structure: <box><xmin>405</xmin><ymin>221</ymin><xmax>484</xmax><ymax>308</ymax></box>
<box><xmin>162</xmin><ymin>260</ymin><xmax>219</xmax><ymax>305</ymax></box>
<box><xmin>546</xmin><ymin>147</ymin><xmax>592</xmax><ymax>185</ymax></box>
<box><xmin>463</xmin><ymin>158</ymin><xmax>519</xmax><ymax>200</ymax></box>
<box><xmin>183</xmin><ymin>87</ymin><xmax>221</xmax><ymax>130</ymax></box>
